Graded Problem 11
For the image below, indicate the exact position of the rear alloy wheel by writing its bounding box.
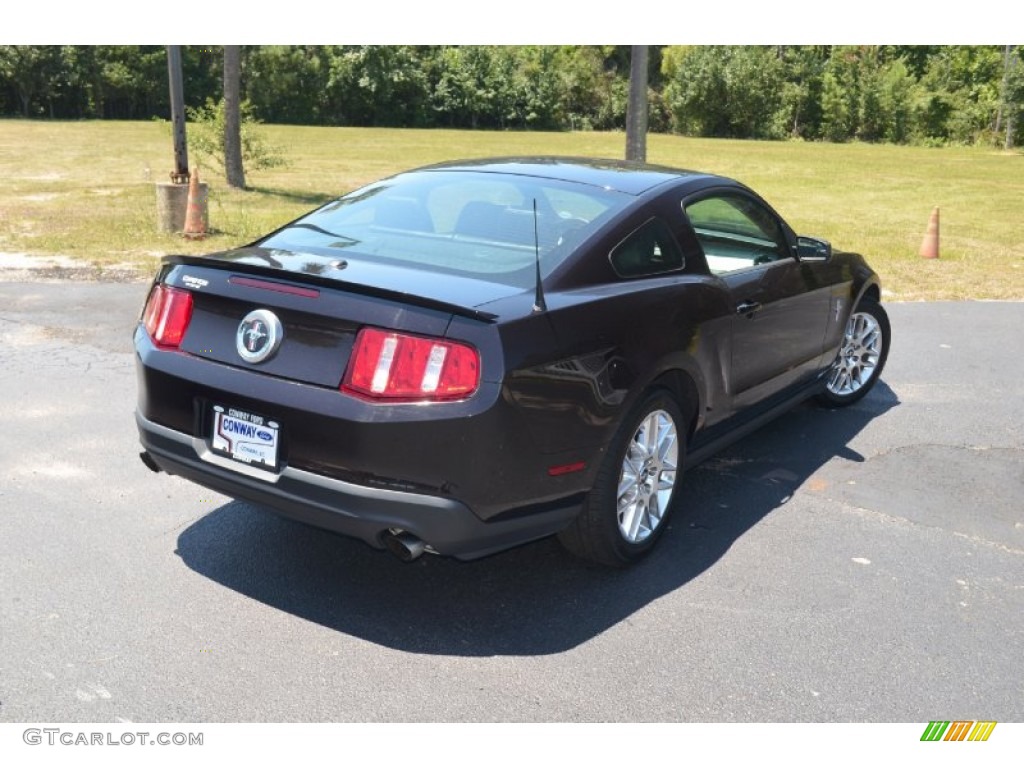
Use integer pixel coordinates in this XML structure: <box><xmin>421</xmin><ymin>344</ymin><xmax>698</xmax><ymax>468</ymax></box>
<box><xmin>818</xmin><ymin>297</ymin><xmax>890</xmax><ymax>407</ymax></box>
<box><xmin>559</xmin><ymin>391</ymin><xmax>685</xmax><ymax>567</ymax></box>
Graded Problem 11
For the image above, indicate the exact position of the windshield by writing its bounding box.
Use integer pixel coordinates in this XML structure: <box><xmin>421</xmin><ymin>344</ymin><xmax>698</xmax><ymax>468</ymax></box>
<box><xmin>257</xmin><ymin>170</ymin><xmax>630</xmax><ymax>289</ymax></box>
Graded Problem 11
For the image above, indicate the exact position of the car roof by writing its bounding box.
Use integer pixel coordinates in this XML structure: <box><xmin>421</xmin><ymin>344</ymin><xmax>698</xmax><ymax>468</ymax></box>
<box><xmin>414</xmin><ymin>157</ymin><xmax>723</xmax><ymax>196</ymax></box>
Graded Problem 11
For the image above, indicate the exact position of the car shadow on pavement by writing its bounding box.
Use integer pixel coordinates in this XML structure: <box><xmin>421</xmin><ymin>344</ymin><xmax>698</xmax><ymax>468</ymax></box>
<box><xmin>176</xmin><ymin>381</ymin><xmax>899</xmax><ymax>656</ymax></box>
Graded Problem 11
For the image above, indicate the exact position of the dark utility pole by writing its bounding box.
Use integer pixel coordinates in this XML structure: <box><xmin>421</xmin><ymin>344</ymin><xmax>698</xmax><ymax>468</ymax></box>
<box><xmin>166</xmin><ymin>46</ymin><xmax>189</xmax><ymax>183</ymax></box>
<box><xmin>625</xmin><ymin>45</ymin><xmax>649</xmax><ymax>162</ymax></box>
<box><xmin>223</xmin><ymin>45</ymin><xmax>245</xmax><ymax>189</ymax></box>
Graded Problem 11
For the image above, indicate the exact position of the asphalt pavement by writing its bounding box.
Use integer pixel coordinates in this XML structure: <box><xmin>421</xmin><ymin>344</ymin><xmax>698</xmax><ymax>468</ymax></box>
<box><xmin>0</xmin><ymin>279</ymin><xmax>1021</xmax><ymax>722</ymax></box>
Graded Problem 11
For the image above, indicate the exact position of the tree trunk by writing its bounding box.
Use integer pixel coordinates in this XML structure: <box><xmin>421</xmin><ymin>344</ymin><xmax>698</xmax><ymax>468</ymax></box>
<box><xmin>625</xmin><ymin>45</ymin><xmax>649</xmax><ymax>162</ymax></box>
<box><xmin>995</xmin><ymin>45</ymin><xmax>1010</xmax><ymax>133</ymax></box>
<box><xmin>1005</xmin><ymin>46</ymin><xmax>1017</xmax><ymax>151</ymax></box>
<box><xmin>224</xmin><ymin>45</ymin><xmax>245</xmax><ymax>189</ymax></box>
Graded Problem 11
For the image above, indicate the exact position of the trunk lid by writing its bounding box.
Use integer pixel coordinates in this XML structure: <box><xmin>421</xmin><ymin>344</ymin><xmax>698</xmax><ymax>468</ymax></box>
<box><xmin>174</xmin><ymin>246</ymin><xmax>523</xmax><ymax>319</ymax></box>
<box><xmin>160</xmin><ymin>247</ymin><xmax>512</xmax><ymax>389</ymax></box>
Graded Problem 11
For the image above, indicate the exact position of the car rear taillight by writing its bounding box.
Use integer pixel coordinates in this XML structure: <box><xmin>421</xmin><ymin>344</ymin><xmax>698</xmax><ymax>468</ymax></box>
<box><xmin>142</xmin><ymin>284</ymin><xmax>193</xmax><ymax>349</ymax></box>
<box><xmin>342</xmin><ymin>328</ymin><xmax>480</xmax><ymax>402</ymax></box>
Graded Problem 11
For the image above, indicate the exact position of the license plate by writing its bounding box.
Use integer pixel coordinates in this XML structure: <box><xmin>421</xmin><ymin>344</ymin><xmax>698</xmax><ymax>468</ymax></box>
<box><xmin>211</xmin><ymin>405</ymin><xmax>280</xmax><ymax>471</ymax></box>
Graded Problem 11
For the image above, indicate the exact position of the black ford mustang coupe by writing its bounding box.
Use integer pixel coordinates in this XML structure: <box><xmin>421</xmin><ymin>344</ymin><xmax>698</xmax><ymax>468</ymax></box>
<box><xmin>135</xmin><ymin>158</ymin><xmax>889</xmax><ymax>566</ymax></box>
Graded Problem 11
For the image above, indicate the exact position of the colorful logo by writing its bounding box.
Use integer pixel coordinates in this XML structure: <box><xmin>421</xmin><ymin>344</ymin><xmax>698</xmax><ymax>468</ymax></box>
<box><xmin>236</xmin><ymin>309</ymin><xmax>283</xmax><ymax>364</ymax></box>
<box><xmin>921</xmin><ymin>721</ymin><xmax>997</xmax><ymax>742</ymax></box>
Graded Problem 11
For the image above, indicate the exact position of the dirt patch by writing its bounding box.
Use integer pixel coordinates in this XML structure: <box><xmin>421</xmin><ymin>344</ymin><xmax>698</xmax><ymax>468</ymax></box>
<box><xmin>0</xmin><ymin>253</ymin><xmax>150</xmax><ymax>284</ymax></box>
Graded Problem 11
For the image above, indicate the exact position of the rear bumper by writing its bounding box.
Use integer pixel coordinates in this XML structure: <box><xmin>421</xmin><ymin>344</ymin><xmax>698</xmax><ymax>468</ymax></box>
<box><xmin>136</xmin><ymin>412</ymin><xmax>578</xmax><ymax>559</ymax></box>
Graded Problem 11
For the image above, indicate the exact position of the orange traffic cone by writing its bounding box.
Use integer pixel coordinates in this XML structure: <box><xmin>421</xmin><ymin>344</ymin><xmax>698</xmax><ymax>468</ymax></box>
<box><xmin>919</xmin><ymin>206</ymin><xmax>939</xmax><ymax>259</ymax></box>
<box><xmin>182</xmin><ymin>167</ymin><xmax>207</xmax><ymax>240</ymax></box>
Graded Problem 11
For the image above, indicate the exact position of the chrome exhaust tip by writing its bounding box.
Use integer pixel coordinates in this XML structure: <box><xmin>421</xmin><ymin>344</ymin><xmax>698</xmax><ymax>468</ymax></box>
<box><xmin>382</xmin><ymin>529</ymin><xmax>427</xmax><ymax>562</ymax></box>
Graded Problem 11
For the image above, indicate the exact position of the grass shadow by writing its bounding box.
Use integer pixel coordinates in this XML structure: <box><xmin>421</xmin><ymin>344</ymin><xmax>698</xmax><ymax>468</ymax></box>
<box><xmin>248</xmin><ymin>186</ymin><xmax>336</xmax><ymax>207</ymax></box>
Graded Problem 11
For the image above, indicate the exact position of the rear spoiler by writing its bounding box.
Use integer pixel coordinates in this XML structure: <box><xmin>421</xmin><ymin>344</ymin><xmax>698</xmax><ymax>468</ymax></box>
<box><xmin>165</xmin><ymin>253</ymin><xmax>499</xmax><ymax>324</ymax></box>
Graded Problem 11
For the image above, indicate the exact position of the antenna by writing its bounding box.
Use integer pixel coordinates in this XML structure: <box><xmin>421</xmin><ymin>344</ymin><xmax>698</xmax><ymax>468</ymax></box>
<box><xmin>532</xmin><ymin>198</ymin><xmax>547</xmax><ymax>313</ymax></box>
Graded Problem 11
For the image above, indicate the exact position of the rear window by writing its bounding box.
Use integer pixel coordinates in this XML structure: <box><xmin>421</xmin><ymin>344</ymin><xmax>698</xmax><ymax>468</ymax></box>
<box><xmin>258</xmin><ymin>170</ymin><xmax>629</xmax><ymax>289</ymax></box>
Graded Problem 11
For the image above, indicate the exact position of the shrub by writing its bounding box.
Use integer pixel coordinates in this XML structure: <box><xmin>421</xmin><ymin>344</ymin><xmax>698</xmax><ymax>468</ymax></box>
<box><xmin>185</xmin><ymin>97</ymin><xmax>286</xmax><ymax>179</ymax></box>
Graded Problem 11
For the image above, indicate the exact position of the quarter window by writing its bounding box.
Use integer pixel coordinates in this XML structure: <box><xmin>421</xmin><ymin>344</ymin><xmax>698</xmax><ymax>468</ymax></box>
<box><xmin>609</xmin><ymin>218</ymin><xmax>685</xmax><ymax>278</ymax></box>
<box><xmin>684</xmin><ymin>194</ymin><xmax>788</xmax><ymax>275</ymax></box>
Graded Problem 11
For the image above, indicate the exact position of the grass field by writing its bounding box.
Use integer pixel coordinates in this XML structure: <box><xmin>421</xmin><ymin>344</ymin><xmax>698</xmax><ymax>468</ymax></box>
<box><xmin>1</xmin><ymin>119</ymin><xmax>1021</xmax><ymax>300</ymax></box>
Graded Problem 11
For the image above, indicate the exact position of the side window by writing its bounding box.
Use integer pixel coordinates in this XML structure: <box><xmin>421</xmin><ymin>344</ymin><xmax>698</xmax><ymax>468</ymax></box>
<box><xmin>609</xmin><ymin>218</ymin><xmax>685</xmax><ymax>278</ymax></box>
<box><xmin>684</xmin><ymin>194</ymin><xmax>789</xmax><ymax>275</ymax></box>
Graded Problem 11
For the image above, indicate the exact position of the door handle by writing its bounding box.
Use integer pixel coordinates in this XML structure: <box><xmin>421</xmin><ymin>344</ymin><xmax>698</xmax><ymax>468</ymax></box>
<box><xmin>735</xmin><ymin>300</ymin><xmax>763</xmax><ymax>316</ymax></box>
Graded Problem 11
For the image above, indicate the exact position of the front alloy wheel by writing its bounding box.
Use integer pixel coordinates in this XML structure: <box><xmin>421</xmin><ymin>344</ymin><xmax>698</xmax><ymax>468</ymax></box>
<box><xmin>819</xmin><ymin>297</ymin><xmax>890</xmax><ymax>406</ymax></box>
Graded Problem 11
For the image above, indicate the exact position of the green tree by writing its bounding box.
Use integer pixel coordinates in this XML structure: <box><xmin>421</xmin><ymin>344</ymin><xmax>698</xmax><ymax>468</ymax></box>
<box><xmin>725</xmin><ymin>46</ymin><xmax>785</xmax><ymax>139</ymax></box>
<box><xmin>663</xmin><ymin>45</ymin><xmax>730</xmax><ymax>136</ymax></box>
<box><xmin>0</xmin><ymin>44</ymin><xmax>1018</xmax><ymax>149</ymax></box>
<box><xmin>0</xmin><ymin>45</ymin><xmax>62</xmax><ymax>116</ymax></box>
<box><xmin>244</xmin><ymin>46</ymin><xmax>331</xmax><ymax>125</ymax></box>
<box><xmin>326</xmin><ymin>45</ymin><xmax>431</xmax><ymax>127</ymax></box>
<box><xmin>857</xmin><ymin>48</ymin><xmax>886</xmax><ymax>142</ymax></box>
<box><xmin>430</xmin><ymin>46</ymin><xmax>501</xmax><ymax>129</ymax></box>
<box><xmin>777</xmin><ymin>46</ymin><xmax>826</xmax><ymax>139</ymax></box>
<box><xmin>880</xmin><ymin>59</ymin><xmax>916</xmax><ymax>143</ymax></box>
<box><xmin>820</xmin><ymin>47</ymin><xmax>861</xmax><ymax>142</ymax></box>
<box><xmin>914</xmin><ymin>45</ymin><xmax>1003</xmax><ymax>143</ymax></box>
<box><xmin>662</xmin><ymin>46</ymin><xmax>785</xmax><ymax>139</ymax></box>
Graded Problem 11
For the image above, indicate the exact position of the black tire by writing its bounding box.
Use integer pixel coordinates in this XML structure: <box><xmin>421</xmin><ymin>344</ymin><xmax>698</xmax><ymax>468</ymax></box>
<box><xmin>558</xmin><ymin>390</ymin><xmax>686</xmax><ymax>567</ymax></box>
<box><xmin>817</xmin><ymin>297</ymin><xmax>891</xmax><ymax>407</ymax></box>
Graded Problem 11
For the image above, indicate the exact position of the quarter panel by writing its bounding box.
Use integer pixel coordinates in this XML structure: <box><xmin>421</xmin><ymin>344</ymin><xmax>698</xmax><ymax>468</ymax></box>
<box><xmin>501</xmin><ymin>277</ymin><xmax>733</xmax><ymax>456</ymax></box>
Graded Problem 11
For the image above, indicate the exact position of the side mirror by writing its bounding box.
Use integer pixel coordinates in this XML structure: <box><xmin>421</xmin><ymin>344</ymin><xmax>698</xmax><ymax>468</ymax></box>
<box><xmin>796</xmin><ymin>236</ymin><xmax>832</xmax><ymax>261</ymax></box>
